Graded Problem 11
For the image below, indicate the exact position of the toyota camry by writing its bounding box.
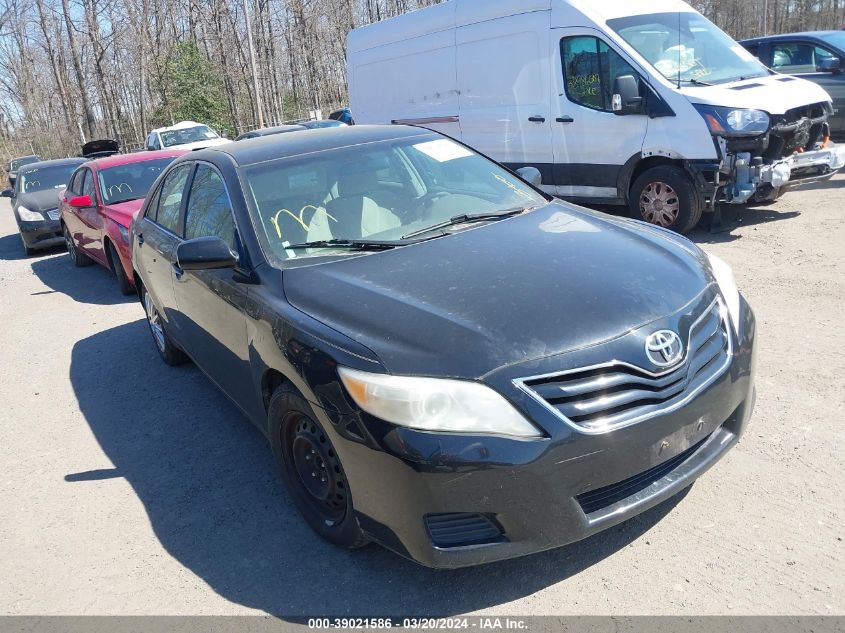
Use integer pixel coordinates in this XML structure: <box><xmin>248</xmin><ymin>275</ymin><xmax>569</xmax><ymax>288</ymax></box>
<box><xmin>130</xmin><ymin>125</ymin><xmax>756</xmax><ymax>568</ymax></box>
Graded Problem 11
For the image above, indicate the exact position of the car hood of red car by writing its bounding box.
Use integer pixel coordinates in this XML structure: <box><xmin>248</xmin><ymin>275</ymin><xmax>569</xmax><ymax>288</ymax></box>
<box><xmin>102</xmin><ymin>199</ymin><xmax>144</xmax><ymax>227</ymax></box>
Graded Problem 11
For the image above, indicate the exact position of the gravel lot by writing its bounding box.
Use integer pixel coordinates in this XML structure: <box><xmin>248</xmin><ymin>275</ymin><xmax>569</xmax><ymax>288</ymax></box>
<box><xmin>0</xmin><ymin>178</ymin><xmax>842</xmax><ymax>618</ymax></box>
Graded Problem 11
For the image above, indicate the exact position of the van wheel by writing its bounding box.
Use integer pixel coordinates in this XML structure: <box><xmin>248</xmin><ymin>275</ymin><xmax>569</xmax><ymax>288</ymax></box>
<box><xmin>630</xmin><ymin>166</ymin><xmax>702</xmax><ymax>233</ymax></box>
<box><xmin>269</xmin><ymin>385</ymin><xmax>368</xmax><ymax>549</ymax></box>
<box><xmin>107</xmin><ymin>242</ymin><xmax>134</xmax><ymax>296</ymax></box>
<box><xmin>142</xmin><ymin>287</ymin><xmax>188</xmax><ymax>366</ymax></box>
<box><xmin>64</xmin><ymin>225</ymin><xmax>91</xmax><ymax>267</ymax></box>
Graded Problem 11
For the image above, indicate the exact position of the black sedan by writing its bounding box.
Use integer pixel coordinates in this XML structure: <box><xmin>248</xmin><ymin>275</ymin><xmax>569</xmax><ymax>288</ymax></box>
<box><xmin>130</xmin><ymin>125</ymin><xmax>757</xmax><ymax>568</ymax></box>
<box><xmin>2</xmin><ymin>157</ymin><xmax>87</xmax><ymax>255</ymax></box>
<box><xmin>741</xmin><ymin>31</ymin><xmax>845</xmax><ymax>136</ymax></box>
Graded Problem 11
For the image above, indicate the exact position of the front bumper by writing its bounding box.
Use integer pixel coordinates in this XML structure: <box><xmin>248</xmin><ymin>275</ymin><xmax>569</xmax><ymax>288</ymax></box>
<box><xmin>313</xmin><ymin>295</ymin><xmax>757</xmax><ymax>568</ymax></box>
<box><xmin>19</xmin><ymin>218</ymin><xmax>63</xmax><ymax>250</ymax></box>
<box><xmin>761</xmin><ymin>145</ymin><xmax>845</xmax><ymax>189</ymax></box>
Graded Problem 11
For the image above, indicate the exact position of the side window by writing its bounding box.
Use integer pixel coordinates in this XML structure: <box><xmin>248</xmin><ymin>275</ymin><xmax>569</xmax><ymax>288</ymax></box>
<box><xmin>153</xmin><ymin>164</ymin><xmax>192</xmax><ymax>234</ymax></box>
<box><xmin>184</xmin><ymin>164</ymin><xmax>236</xmax><ymax>249</ymax></box>
<box><xmin>81</xmin><ymin>169</ymin><xmax>96</xmax><ymax>200</ymax></box>
<box><xmin>743</xmin><ymin>44</ymin><xmax>760</xmax><ymax>60</ymax></box>
<box><xmin>68</xmin><ymin>170</ymin><xmax>84</xmax><ymax>195</ymax></box>
<box><xmin>561</xmin><ymin>36</ymin><xmax>639</xmax><ymax>112</ymax></box>
<box><xmin>771</xmin><ymin>42</ymin><xmax>834</xmax><ymax>73</ymax></box>
<box><xmin>144</xmin><ymin>183</ymin><xmax>162</xmax><ymax>223</ymax></box>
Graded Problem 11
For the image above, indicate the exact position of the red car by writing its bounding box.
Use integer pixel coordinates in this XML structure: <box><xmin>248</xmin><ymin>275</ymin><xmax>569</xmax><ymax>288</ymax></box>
<box><xmin>60</xmin><ymin>150</ymin><xmax>186</xmax><ymax>294</ymax></box>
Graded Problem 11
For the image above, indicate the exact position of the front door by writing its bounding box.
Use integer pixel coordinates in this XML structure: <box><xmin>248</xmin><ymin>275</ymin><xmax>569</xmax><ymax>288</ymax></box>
<box><xmin>171</xmin><ymin>163</ymin><xmax>254</xmax><ymax>413</ymax></box>
<box><xmin>551</xmin><ymin>30</ymin><xmax>649</xmax><ymax>200</ymax></box>
<box><xmin>77</xmin><ymin>168</ymin><xmax>107</xmax><ymax>265</ymax></box>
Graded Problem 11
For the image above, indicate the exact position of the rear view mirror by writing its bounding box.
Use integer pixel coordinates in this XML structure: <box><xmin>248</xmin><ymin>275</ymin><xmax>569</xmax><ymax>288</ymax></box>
<box><xmin>1</xmin><ymin>188</ymin><xmax>13</xmax><ymax>198</ymax></box>
<box><xmin>818</xmin><ymin>57</ymin><xmax>841</xmax><ymax>73</ymax></box>
<box><xmin>612</xmin><ymin>75</ymin><xmax>644</xmax><ymax>115</ymax></box>
<box><xmin>176</xmin><ymin>236</ymin><xmax>237</xmax><ymax>271</ymax></box>
<box><xmin>516</xmin><ymin>166</ymin><xmax>542</xmax><ymax>187</ymax></box>
<box><xmin>68</xmin><ymin>195</ymin><xmax>93</xmax><ymax>208</ymax></box>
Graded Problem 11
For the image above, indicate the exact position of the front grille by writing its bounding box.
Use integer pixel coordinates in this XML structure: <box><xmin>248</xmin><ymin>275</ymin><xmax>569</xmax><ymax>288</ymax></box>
<box><xmin>766</xmin><ymin>101</ymin><xmax>831</xmax><ymax>158</ymax></box>
<box><xmin>46</xmin><ymin>208</ymin><xmax>60</xmax><ymax>220</ymax></box>
<box><xmin>576</xmin><ymin>433</ymin><xmax>711</xmax><ymax>515</ymax></box>
<box><xmin>425</xmin><ymin>513</ymin><xmax>504</xmax><ymax>548</ymax></box>
<box><xmin>517</xmin><ymin>300</ymin><xmax>731</xmax><ymax>432</ymax></box>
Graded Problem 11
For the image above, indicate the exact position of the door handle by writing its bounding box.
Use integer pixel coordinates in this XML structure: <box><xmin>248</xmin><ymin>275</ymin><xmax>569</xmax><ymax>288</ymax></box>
<box><xmin>556</xmin><ymin>116</ymin><xmax>575</xmax><ymax>123</ymax></box>
<box><xmin>528</xmin><ymin>116</ymin><xmax>546</xmax><ymax>123</ymax></box>
<box><xmin>172</xmin><ymin>261</ymin><xmax>184</xmax><ymax>280</ymax></box>
<box><xmin>136</xmin><ymin>233</ymin><xmax>144</xmax><ymax>245</ymax></box>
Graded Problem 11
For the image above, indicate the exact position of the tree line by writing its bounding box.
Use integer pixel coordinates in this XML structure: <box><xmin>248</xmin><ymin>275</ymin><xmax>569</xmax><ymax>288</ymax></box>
<box><xmin>0</xmin><ymin>0</ymin><xmax>842</xmax><ymax>162</ymax></box>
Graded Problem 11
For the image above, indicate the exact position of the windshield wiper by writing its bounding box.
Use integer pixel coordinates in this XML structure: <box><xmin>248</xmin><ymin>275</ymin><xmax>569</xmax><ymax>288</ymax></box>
<box><xmin>283</xmin><ymin>238</ymin><xmax>398</xmax><ymax>251</ymax></box>
<box><xmin>679</xmin><ymin>78</ymin><xmax>713</xmax><ymax>86</ymax></box>
<box><xmin>401</xmin><ymin>206</ymin><xmax>534</xmax><ymax>240</ymax></box>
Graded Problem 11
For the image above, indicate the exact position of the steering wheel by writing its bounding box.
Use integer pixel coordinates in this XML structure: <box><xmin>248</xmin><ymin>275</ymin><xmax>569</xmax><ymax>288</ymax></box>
<box><xmin>408</xmin><ymin>189</ymin><xmax>450</xmax><ymax>221</ymax></box>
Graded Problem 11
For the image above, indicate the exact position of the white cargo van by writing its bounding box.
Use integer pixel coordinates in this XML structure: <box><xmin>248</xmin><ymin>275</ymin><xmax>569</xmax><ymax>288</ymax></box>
<box><xmin>347</xmin><ymin>0</ymin><xmax>845</xmax><ymax>232</ymax></box>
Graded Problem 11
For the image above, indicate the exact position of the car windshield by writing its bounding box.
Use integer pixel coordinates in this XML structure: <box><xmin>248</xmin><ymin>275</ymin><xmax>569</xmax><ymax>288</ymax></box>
<box><xmin>18</xmin><ymin>165</ymin><xmax>76</xmax><ymax>193</ymax></box>
<box><xmin>11</xmin><ymin>156</ymin><xmax>39</xmax><ymax>171</ymax></box>
<box><xmin>242</xmin><ymin>134</ymin><xmax>547</xmax><ymax>261</ymax></box>
<box><xmin>98</xmin><ymin>157</ymin><xmax>179</xmax><ymax>204</ymax></box>
<box><xmin>608</xmin><ymin>12</ymin><xmax>770</xmax><ymax>85</ymax></box>
<box><xmin>159</xmin><ymin>125</ymin><xmax>219</xmax><ymax>147</ymax></box>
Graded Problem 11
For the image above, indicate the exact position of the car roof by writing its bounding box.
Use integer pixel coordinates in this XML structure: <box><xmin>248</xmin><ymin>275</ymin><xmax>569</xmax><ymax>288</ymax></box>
<box><xmin>194</xmin><ymin>125</ymin><xmax>435</xmax><ymax>167</ymax></box>
<box><xmin>11</xmin><ymin>154</ymin><xmax>40</xmax><ymax>161</ymax></box>
<box><xmin>741</xmin><ymin>31</ymin><xmax>840</xmax><ymax>44</ymax></box>
<box><xmin>86</xmin><ymin>149</ymin><xmax>188</xmax><ymax>170</ymax></box>
<box><xmin>18</xmin><ymin>157</ymin><xmax>87</xmax><ymax>173</ymax></box>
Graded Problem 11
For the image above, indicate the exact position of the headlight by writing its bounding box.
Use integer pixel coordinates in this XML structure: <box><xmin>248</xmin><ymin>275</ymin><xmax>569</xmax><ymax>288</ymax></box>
<box><xmin>694</xmin><ymin>104</ymin><xmax>770</xmax><ymax>137</ymax></box>
<box><xmin>17</xmin><ymin>205</ymin><xmax>44</xmax><ymax>221</ymax></box>
<box><xmin>338</xmin><ymin>367</ymin><xmax>542</xmax><ymax>439</ymax></box>
<box><xmin>706</xmin><ymin>253</ymin><xmax>741</xmax><ymax>335</ymax></box>
<box><xmin>117</xmin><ymin>223</ymin><xmax>129</xmax><ymax>243</ymax></box>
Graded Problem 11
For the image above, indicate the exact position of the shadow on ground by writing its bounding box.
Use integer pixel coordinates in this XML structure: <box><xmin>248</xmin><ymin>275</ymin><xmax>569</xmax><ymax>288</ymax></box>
<box><xmin>688</xmin><ymin>205</ymin><xmax>801</xmax><ymax>245</ymax></box>
<box><xmin>68</xmin><ymin>316</ymin><xmax>689</xmax><ymax>618</ymax></box>
<box><xmin>29</xmin><ymin>249</ymin><xmax>132</xmax><ymax>305</ymax></box>
<box><xmin>0</xmin><ymin>232</ymin><xmax>66</xmax><ymax>261</ymax></box>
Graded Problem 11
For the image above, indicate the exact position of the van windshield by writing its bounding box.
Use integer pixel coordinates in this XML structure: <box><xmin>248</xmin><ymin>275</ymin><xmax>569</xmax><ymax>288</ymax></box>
<box><xmin>608</xmin><ymin>12</ymin><xmax>770</xmax><ymax>85</ymax></box>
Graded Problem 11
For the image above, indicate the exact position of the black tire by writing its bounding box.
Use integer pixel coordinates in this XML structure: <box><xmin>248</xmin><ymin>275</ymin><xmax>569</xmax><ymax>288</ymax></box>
<box><xmin>141</xmin><ymin>286</ymin><xmax>188</xmax><ymax>366</ymax></box>
<box><xmin>629</xmin><ymin>165</ymin><xmax>702</xmax><ymax>234</ymax></box>
<box><xmin>269</xmin><ymin>385</ymin><xmax>368</xmax><ymax>549</ymax></box>
<box><xmin>64</xmin><ymin>224</ymin><xmax>91</xmax><ymax>267</ymax></box>
<box><xmin>21</xmin><ymin>236</ymin><xmax>36</xmax><ymax>257</ymax></box>
<box><xmin>107</xmin><ymin>241</ymin><xmax>134</xmax><ymax>296</ymax></box>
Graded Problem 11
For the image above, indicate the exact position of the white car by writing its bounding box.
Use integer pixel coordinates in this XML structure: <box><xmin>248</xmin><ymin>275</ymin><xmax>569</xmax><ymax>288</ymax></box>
<box><xmin>144</xmin><ymin>121</ymin><xmax>231</xmax><ymax>152</ymax></box>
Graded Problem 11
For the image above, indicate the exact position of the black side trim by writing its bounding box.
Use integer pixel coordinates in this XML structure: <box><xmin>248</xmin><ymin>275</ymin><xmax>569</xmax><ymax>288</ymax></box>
<box><xmin>504</xmin><ymin>162</ymin><xmax>622</xmax><ymax>189</ymax></box>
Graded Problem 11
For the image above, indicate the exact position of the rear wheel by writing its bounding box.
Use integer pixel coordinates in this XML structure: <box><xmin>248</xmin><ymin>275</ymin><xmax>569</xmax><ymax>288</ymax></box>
<box><xmin>269</xmin><ymin>385</ymin><xmax>368</xmax><ymax>549</ymax></box>
<box><xmin>64</xmin><ymin>225</ymin><xmax>91</xmax><ymax>267</ymax></box>
<box><xmin>142</xmin><ymin>287</ymin><xmax>188</xmax><ymax>366</ymax></box>
<box><xmin>107</xmin><ymin>241</ymin><xmax>134</xmax><ymax>296</ymax></box>
<box><xmin>630</xmin><ymin>165</ymin><xmax>702</xmax><ymax>234</ymax></box>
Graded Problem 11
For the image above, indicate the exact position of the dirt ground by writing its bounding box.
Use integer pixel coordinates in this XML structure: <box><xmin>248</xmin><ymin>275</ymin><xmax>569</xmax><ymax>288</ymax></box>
<box><xmin>0</xmin><ymin>177</ymin><xmax>842</xmax><ymax>618</ymax></box>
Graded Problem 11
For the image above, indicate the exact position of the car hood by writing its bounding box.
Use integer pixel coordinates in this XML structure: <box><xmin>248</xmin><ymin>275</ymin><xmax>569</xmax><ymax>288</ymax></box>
<box><xmin>682</xmin><ymin>73</ymin><xmax>832</xmax><ymax>113</ymax></box>
<box><xmin>283</xmin><ymin>203</ymin><xmax>712</xmax><ymax>379</ymax></box>
<box><xmin>17</xmin><ymin>188</ymin><xmax>65</xmax><ymax>212</ymax></box>
<box><xmin>167</xmin><ymin>138</ymin><xmax>230</xmax><ymax>151</ymax></box>
<box><xmin>102</xmin><ymin>199</ymin><xmax>144</xmax><ymax>227</ymax></box>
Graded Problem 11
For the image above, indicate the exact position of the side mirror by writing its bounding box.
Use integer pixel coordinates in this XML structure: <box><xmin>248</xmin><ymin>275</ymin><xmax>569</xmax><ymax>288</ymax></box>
<box><xmin>818</xmin><ymin>57</ymin><xmax>841</xmax><ymax>73</ymax></box>
<box><xmin>515</xmin><ymin>166</ymin><xmax>542</xmax><ymax>187</ymax></box>
<box><xmin>1</xmin><ymin>188</ymin><xmax>13</xmax><ymax>198</ymax></box>
<box><xmin>176</xmin><ymin>236</ymin><xmax>237</xmax><ymax>271</ymax></box>
<box><xmin>68</xmin><ymin>194</ymin><xmax>93</xmax><ymax>208</ymax></box>
<box><xmin>612</xmin><ymin>75</ymin><xmax>644</xmax><ymax>115</ymax></box>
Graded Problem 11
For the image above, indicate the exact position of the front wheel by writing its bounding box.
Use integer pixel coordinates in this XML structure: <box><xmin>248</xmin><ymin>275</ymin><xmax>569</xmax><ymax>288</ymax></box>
<box><xmin>142</xmin><ymin>287</ymin><xmax>188</xmax><ymax>366</ymax></box>
<box><xmin>64</xmin><ymin>225</ymin><xmax>91</xmax><ymax>267</ymax></box>
<box><xmin>107</xmin><ymin>242</ymin><xmax>134</xmax><ymax>296</ymax></box>
<box><xmin>629</xmin><ymin>165</ymin><xmax>702</xmax><ymax>234</ymax></box>
<box><xmin>269</xmin><ymin>385</ymin><xmax>368</xmax><ymax>549</ymax></box>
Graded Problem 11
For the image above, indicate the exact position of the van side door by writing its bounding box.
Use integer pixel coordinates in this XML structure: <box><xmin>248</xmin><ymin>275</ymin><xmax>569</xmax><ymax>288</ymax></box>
<box><xmin>456</xmin><ymin>11</ymin><xmax>553</xmax><ymax>181</ymax></box>
<box><xmin>551</xmin><ymin>30</ymin><xmax>649</xmax><ymax>202</ymax></box>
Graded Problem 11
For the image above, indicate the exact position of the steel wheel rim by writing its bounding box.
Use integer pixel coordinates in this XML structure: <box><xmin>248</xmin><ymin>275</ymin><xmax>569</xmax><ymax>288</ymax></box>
<box><xmin>144</xmin><ymin>292</ymin><xmax>166</xmax><ymax>353</ymax></box>
<box><xmin>287</xmin><ymin>415</ymin><xmax>348</xmax><ymax>526</ymax></box>
<box><xmin>640</xmin><ymin>181</ymin><xmax>680</xmax><ymax>227</ymax></box>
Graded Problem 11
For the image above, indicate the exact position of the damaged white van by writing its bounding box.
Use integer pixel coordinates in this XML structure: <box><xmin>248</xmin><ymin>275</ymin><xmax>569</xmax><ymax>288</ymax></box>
<box><xmin>347</xmin><ymin>0</ymin><xmax>845</xmax><ymax>232</ymax></box>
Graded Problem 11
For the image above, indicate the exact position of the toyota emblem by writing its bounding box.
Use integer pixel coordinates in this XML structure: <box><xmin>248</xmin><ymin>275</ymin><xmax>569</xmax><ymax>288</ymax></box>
<box><xmin>645</xmin><ymin>330</ymin><xmax>684</xmax><ymax>368</ymax></box>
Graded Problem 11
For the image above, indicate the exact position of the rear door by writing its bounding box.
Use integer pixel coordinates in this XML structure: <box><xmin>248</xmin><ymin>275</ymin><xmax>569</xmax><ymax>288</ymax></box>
<box><xmin>134</xmin><ymin>163</ymin><xmax>193</xmax><ymax>339</ymax></box>
<box><xmin>171</xmin><ymin>163</ymin><xmax>255</xmax><ymax>412</ymax></box>
<box><xmin>456</xmin><ymin>11</ymin><xmax>553</xmax><ymax>176</ymax></box>
<box><xmin>551</xmin><ymin>30</ymin><xmax>649</xmax><ymax>200</ymax></box>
